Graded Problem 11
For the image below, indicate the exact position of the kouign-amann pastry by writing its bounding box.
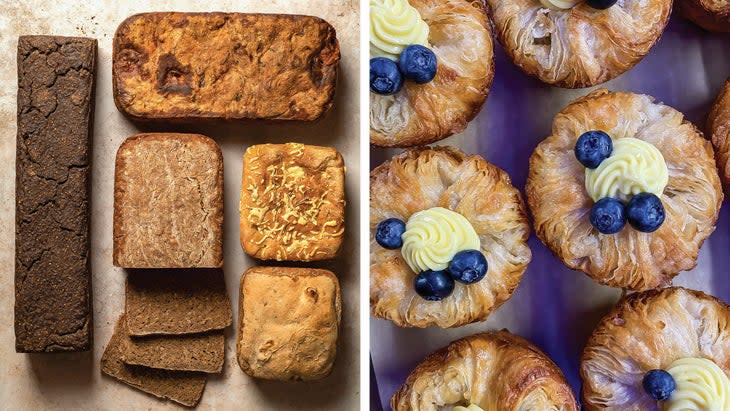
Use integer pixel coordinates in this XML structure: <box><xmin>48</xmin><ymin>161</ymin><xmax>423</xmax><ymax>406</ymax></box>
<box><xmin>581</xmin><ymin>287</ymin><xmax>730</xmax><ymax>410</ymax></box>
<box><xmin>486</xmin><ymin>0</ymin><xmax>672</xmax><ymax>88</ymax></box>
<box><xmin>392</xmin><ymin>331</ymin><xmax>579</xmax><ymax>410</ymax></box>
<box><xmin>370</xmin><ymin>147</ymin><xmax>531</xmax><ymax>328</ymax></box>
<box><xmin>527</xmin><ymin>89</ymin><xmax>722</xmax><ymax>290</ymax></box>
<box><xmin>240</xmin><ymin>143</ymin><xmax>345</xmax><ymax>261</ymax></box>
<box><xmin>369</xmin><ymin>0</ymin><xmax>494</xmax><ymax>147</ymax></box>
<box><xmin>236</xmin><ymin>267</ymin><xmax>341</xmax><ymax>381</ymax></box>
<box><xmin>677</xmin><ymin>0</ymin><xmax>730</xmax><ymax>32</ymax></box>
<box><xmin>708</xmin><ymin>78</ymin><xmax>730</xmax><ymax>195</ymax></box>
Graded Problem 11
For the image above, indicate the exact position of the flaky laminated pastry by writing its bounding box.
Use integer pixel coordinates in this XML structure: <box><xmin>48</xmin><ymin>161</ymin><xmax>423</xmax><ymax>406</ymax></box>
<box><xmin>708</xmin><ymin>78</ymin><xmax>730</xmax><ymax>195</ymax></box>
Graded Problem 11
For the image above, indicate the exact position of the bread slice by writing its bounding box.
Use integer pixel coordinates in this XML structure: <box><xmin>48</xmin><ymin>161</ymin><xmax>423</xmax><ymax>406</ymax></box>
<box><xmin>113</xmin><ymin>132</ymin><xmax>224</xmax><ymax>268</ymax></box>
<box><xmin>101</xmin><ymin>315</ymin><xmax>207</xmax><ymax>407</ymax></box>
<box><xmin>122</xmin><ymin>331</ymin><xmax>225</xmax><ymax>373</ymax></box>
<box><xmin>125</xmin><ymin>269</ymin><xmax>232</xmax><ymax>336</ymax></box>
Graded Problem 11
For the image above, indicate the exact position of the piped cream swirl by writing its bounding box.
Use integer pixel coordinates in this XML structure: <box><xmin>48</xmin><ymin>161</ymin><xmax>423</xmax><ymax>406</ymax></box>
<box><xmin>664</xmin><ymin>357</ymin><xmax>730</xmax><ymax>411</ymax></box>
<box><xmin>401</xmin><ymin>207</ymin><xmax>480</xmax><ymax>273</ymax></box>
<box><xmin>585</xmin><ymin>137</ymin><xmax>668</xmax><ymax>202</ymax></box>
<box><xmin>539</xmin><ymin>0</ymin><xmax>582</xmax><ymax>9</ymax></box>
<box><xmin>454</xmin><ymin>405</ymin><xmax>485</xmax><ymax>411</ymax></box>
<box><xmin>370</xmin><ymin>0</ymin><xmax>429</xmax><ymax>60</ymax></box>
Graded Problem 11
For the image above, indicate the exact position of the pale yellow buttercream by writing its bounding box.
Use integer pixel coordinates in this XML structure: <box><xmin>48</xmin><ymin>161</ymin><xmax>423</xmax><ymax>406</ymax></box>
<box><xmin>401</xmin><ymin>207</ymin><xmax>480</xmax><ymax>273</ymax></box>
<box><xmin>663</xmin><ymin>357</ymin><xmax>730</xmax><ymax>411</ymax></box>
<box><xmin>540</xmin><ymin>0</ymin><xmax>582</xmax><ymax>9</ymax></box>
<box><xmin>454</xmin><ymin>405</ymin><xmax>485</xmax><ymax>411</ymax></box>
<box><xmin>584</xmin><ymin>137</ymin><xmax>668</xmax><ymax>202</ymax></box>
<box><xmin>370</xmin><ymin>0</ymin><xmax>429</xmax><ymax>60</ymax></box>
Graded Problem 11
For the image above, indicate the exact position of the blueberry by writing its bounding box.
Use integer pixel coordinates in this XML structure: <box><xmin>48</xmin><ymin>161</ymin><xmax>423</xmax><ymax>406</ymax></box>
<box><xmin>590</xmin><ymin>197</ymin><xmax>626</xmax><ymax>234</ymax></box>
<box><xmin>447</xmin><ymin>250</ymin><xmax>488</xmax><ymax>284</ymax></box>
<box><xmin>575</xmin><ymin>130</ymin><xmax>613</xmax><ymax>169</ymax></box>
<box><xmin>398</xmin><ymin>45</ymin><xmax>437</xmax><ymax>84</ymax></box>
<box><xmin>375</xmin><ymin>218</ymin><xmax>406</xmax><ymax>249</ymax></box>
<box><xmin>642</xmin><ymin>369</ymin><xmax>676</xmax><ymax>401</ymax></box>
<box><xmin>587</xmin><ymin>0</ymin><xmax>618</xmax><ymax>9</ymax></box>
<box><xmin>627</xmin><ymin>193</ymin><xmax>665</xmax><ymax>233</ymax></box>
<box><xmin>414</xmin><ymin>270</ymin><xmax>455</xmax><ymax>301</ymax></box>
<box><xmin>370</xmin><ymin>57</ymin><xmax>403</xmax><ymax>95</ymax></box>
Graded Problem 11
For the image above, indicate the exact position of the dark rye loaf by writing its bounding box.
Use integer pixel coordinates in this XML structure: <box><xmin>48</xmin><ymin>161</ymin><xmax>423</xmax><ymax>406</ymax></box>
<box><xmin>15</xmin><ymin>35</ymin><xmax>96</xmax><ymax>352</ymax></box>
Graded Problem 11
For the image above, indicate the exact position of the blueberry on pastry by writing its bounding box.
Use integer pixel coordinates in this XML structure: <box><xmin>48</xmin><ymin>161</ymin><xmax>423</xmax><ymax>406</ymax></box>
<box><xmin>485</xmin><ymin>0</ymin><xmax>672</xmax><ymax>88</ymax></box>
<box><xmin>392</xmin><ymin>331</ymin><xmax>579</xmax><ymax>410</ymax></box>
<box><xmin>527</xmin><ymin>89</ymin><xmax>722</xmax><ymax>290</ymax></box>
<box><xmin>370</xmin><ymin>146</ymin><xmax>531</xmax><ymax>328</ymax></box>
<box><xmin>708</xmin><ymin>78</ymin><xmax>730</xmax><ymax>195</ymax></box>
<box><xmin>581</xmin><ymin>287</ymin><xmax>730</xmax><ymax>410</ymax></box>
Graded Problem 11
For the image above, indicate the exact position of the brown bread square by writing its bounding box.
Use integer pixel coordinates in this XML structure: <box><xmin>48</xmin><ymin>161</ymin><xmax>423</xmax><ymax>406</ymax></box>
<box><xmin>113</xmin><ymin>132</ymin><xmax>224</xmax><ymax>268</ymax></box>
<box><xmin>125</xmin><ymin>270</ymin><xmax>232</xmax><ymax>336</ymax></box>
<box><xmin>236</xmin><ymin>267</ymin><xmax>341</xmax><ymax>381</ymax></box>
<box><xmin>101</xmin><ymin>315</ymin><xmax>207</xmax><ymax>408</ymax></box>
<box><xmin>240</xmin><ymin>143</ymin><xmax>345</xmax><ymax>261</ymax></box>
<box><xmin>122</xmin><ymin>331</ymin><xmax>225</xmax><ymax>373</ymax></box>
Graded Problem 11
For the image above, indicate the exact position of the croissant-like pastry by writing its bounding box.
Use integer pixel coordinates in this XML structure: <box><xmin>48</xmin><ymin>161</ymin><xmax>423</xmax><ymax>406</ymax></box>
<box><xmin>370</xmin><ymin>0</ymin><xmax>494</xmax><ymax>147</ymax></box>
<box><xmin>708</xmin><ymin>78</ymin><xmax>730</xmax><ymax>195</ymax></box>
<box><xmin>580</xmin><ymin>287</ymin><xmax>730</xmax><ymax>410</ymax></box>
<box><xmin>526</xmin><ymin>89</ymin><xmax>722</xmax><ymax>290</ymax></box>
<box><xmin>485</xmin><ymin>0</ymin><xmax>672</xmax><ymax>88</ymax></box>
<box><xmin>370</xmin><ymin>147</ymin><xmax>531</xmax><ymax>328</ymax></box>
<box><xmin>392</xmin><ymin>331</ymin><xmax>579</xmax><ymax>410</ymax></box>
<box><xmin>677</xmin><ymin>0</ymin><xmax>730</xmax><ymax>32</ymax></box>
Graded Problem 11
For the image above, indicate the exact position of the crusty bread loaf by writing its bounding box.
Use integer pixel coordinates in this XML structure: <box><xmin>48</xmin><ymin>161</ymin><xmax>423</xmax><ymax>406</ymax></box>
<box><xmin>113</xmin><ymin>12</ymin><xmax>340</xmax><ymax>122</ymax></box>
<box><xmin>122</xmin><ymin>331</ymin><xmax>225</xmax><ymax>373</ymax></box>
<box><xmin>113</xmin><ymin>133</ymin><xmax>223</xmax><ymax>268</ymax></box>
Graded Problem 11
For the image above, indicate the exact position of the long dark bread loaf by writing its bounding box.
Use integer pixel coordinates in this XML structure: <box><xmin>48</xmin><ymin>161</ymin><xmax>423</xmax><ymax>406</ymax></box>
<box><xmin>15</xmin><ymin>35</ymin><xmax>96</xmax><ymax>352</ymax></box>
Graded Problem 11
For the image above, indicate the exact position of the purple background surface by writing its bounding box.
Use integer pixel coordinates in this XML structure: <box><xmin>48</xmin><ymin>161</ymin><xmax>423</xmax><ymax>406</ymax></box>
<box><xmin>370</xmin><ymin>13</ymin><xmax>730</xmax><ymax>411</ymax></box>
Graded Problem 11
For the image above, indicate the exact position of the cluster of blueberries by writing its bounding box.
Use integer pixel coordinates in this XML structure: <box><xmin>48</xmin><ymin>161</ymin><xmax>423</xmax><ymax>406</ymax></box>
<box><xmin>370</xmin><ymin>44</ymin><xmax>437</xmax><ymax>95</ymax></box>
<box><xmin>375</xmin><ymin>218</ymin><xmax>488</xmax><ymax>301</ymax></box>
<box><xmin>575</xmin><ymin>130</ymin><xmax>666</xmax><ymax>235</ymax></box>
<box><xmin>642</xmin><ymin>369</ymin><xmax>676</xmax><ymax>402</ymax></box>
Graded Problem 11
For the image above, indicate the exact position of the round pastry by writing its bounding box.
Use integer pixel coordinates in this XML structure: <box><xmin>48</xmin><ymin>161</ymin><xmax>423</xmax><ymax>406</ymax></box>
<box><xmin>527</xmin><ymin>89</ymin><xmax>722</xmax><ymax>291</ymax></box>
<box><xmin>392</xmin><ymin>331</ymin><xmax>579</xmax><ymax>410</ymax></box>
<box><xmin>708</xmin><ymin>78</ymin><xmax>730</xmax><ymax>195</ymax></box>
<box><xmin>370</xmin><ymin>147</ymin><xmax>531</xmax><ymax>328</ymax></box>
<box><xmin>369</xmin><ymin>0</ymin><xmax>494</xmax><ymax>147</ymax></box>
<box><xmin>485</xmin><ymin>0</ymin><xmax>672</xmax><ymax>88</ymax></box>
<box><xmin>581</xmin><ymin>287</ymin><xmax>730</xmax><ymax>410</ymax></box>
<box><xmin>677</xmin><ymin>0</ymin><xmax>730</xmax><ymax>32</ymax></box>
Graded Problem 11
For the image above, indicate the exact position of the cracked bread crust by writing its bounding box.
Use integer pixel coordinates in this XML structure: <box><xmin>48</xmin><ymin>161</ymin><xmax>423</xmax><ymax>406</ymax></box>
<box><xmin>112</xmin><ymin>12</ymin><xmax>340</xmax><ymax>122</ymax></box>
<box><xmin>15</xmin><ymin>35</ymin><xmax>96</xmax><ymax>352</ymax></box>
<box><xmin>113</xmin><ymin>133</ymin><xmax>224</xmax><ymax>268</ymax></box>
<box><xmin>240</xmin><ymin>143</ymin><xmax>345</xmax><ymax>261</ymax></box>
<box><xmin>236</xmin><ymin>267</ymin><xmax>341</xmax><ymax>381</ymax></box>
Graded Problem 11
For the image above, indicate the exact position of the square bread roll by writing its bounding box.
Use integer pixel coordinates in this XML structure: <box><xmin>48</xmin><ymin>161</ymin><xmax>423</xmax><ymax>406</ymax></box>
<box><xmin>239</xmin><ymin>143</ymin><xmax>345</xmax><ymax>261</ymax></box>
<box><xmin>236</xmin><ymin>266</ymin><xmax>341</xmax><ymax>381</ymax></box>
<box><xmin>113</xmin><ymin>133</ymin><xmax>224</xmax><ymax>268</ymax></box>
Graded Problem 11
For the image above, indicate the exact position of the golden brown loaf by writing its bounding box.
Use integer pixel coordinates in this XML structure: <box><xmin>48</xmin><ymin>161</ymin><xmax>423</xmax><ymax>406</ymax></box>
<box><xmin>527</xmin><ymin>90</ymin><xmax>722</xmax><ymax>290</ymax></box>
<box><xmin>677</xmin><ymin>0</ymin><xmax>730</xmax><ymax>32</ymax></box>
<box><xmin>485</xmin><ymin>0</ymin><xmax>672</xmax><ymax>88</ymax></box>
<box><xmin>370</xmin><ymin>147</ymin><xmax>531</xmax><ymax>328</ymax></box>
<box><xmin>240</xmin><ymin>143</ymin><xmax>345</xmax><ymax>261</ymax></box>
<box><xmin>236</xmin><ymin>267</ymin><xmax>341</xmax><ymax>381</ymax></box>
<box><xmin>708</xmin><ymin>78</ymin><xmax>730</xmax><ymax>195</ymax></box>
<box><xmin>580</xmin><ymin>287</ymin><xmax>730</xmax><ymax>410</ymax></box>
<box><xmin>370</xmin><ymin>0</ymin><xmax>494</xmax><ymax>147</ymax></box>
<box><xmin>113</xmin><ymin>12</ymin><xmax>339</xmax><ymax>121</ymax></box>
<box><xmin>392</xmin><ymin>331</ymin><xmax>579</xmax><ymax>411</ymax></box>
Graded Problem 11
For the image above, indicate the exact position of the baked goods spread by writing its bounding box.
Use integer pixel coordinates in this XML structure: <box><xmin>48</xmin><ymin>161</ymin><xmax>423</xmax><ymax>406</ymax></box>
<box><xmin>485</xmin><ymin>0</ymin><xmax>672</xmax><ymax>88</ymax></box>
<box><xmin>677</xmin><ymin>0</ymin><xmax>730</xmax><ymax>32</ymax></box>
<box><xmin>369</xmin><ymin>0</ymin><xmax>494</xmax><ymax>147</ymax></box>
<box><xmin>391</xmin><ymin>331</ymin><xmax>579</xmax><ymax>410</ymax></box>
<box><xmin>527</xmin><ymin>89</ymin><xmax>722</xmax><ymax>290</ymax></box>
<box><xmin>113</xmin><ymin>133</ymin><xmax>224</xmax><ymax>268</ymax></box>
<box><xmin>113</xmin><ymin>13</ymin><xmax>340</xmax><ymax>122</ymax></box>
<box><xmin>370</xmin><ymin>147</ymin><xmax>531</xmax><ymax>328</ymax></box>
<box><xmin>708</xmin><ymin>78</ymin><xmax>730</xmax><ymax>195</ymax></box>
<box><xmin>240</xmin><ymin>143</ymin><xmax>345</xmax><ymax>261</ymax></box>
<box><xmin>580</xmin><ymin>287</ymin><xmax>730</xmax><ymax>410</ymax></box>
<box><xmin>15</xmin><ymin>35</ymin><xmax>96</xmax><ymax>353</ymax></box>
<box><xmin>236</xmin><ymin>267</ymin><xmax>341</xmax><ymax>381</ymax></box>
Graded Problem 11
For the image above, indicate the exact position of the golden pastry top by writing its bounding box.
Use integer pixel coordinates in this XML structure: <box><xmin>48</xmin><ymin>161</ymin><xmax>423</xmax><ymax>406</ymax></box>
<box><xmin>539</xmin><ymin>0</ymin><xmax>582</xmax><ymax>9</ymax></box>
<box><xmin>370</xmin><ymin>0</ymin><xmax>429</xmax><ymax>60</ymax></box>
<box><xmin>584</xmin><ymin>137</ymin><xmax>668</xmax><ymax>202</ymax></box>
<box><xmin>664</xmin><ymin>357</ymin><xmax>730</xmax><ymax>411</ymax></box>
<box><xmin>400</xmin><ymin>207</ymin><xmax>480</xmax><ymax>273</ymax></box>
